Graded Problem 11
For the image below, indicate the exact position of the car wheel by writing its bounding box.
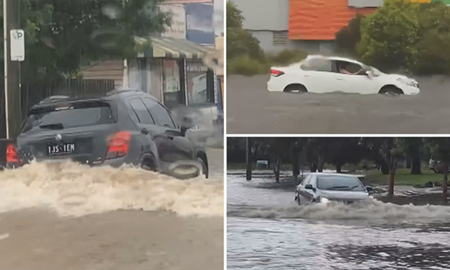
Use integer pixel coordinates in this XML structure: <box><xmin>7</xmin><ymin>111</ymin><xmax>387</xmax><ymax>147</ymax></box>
<box><xmin>296</xmin><ymin>195</ymin><xmax>302</xmax><ymax>205</ymax></box>
<box><xmin>197</xmin><ymin>157</ymin><xmax>209</xmax><ymax>179</ymax></box>
<box><xmin>379</xmin><ymin>86</ymin><xmax>403</xmax><ymax>96</ymax></box>
<box><xmin>284</xmin><ymin>84</ymin><xmax>307</xmax><ymax>93</ymax></box>
<box><xmin>141</xmin><ymin>157</ymin><xmax>158</xmax><ymax>172</ymax></box>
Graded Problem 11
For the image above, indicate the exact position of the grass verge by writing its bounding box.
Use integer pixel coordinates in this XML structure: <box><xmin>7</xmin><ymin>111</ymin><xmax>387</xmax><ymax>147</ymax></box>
<box><xmin>362</xmin><ymin>168</ymin><xmax>444</xmax><ymax>186</ymax></box>
<box><xmin>227</xmin><ymin>49</ymin><xmax>308</xmax><ymax>76</ymax></box>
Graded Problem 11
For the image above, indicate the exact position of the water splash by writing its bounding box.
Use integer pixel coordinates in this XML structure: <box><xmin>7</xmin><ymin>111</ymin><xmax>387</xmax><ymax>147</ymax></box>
<box><xmin>0</xmin><ymin>161</ymin><xmax>223</xmax><ymax>218</ymax></box>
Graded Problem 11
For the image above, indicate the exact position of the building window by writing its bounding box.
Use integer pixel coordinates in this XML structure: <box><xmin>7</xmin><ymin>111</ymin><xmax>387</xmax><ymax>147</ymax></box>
<box><xmin>273</xmin><ymin>31</ymin><xmax>288</xmax><ymax>46</ymax></box>
<box><xmin>186</xmin><ymin>60</ymin><xmax>214</xmax><ymax>106</ymax></box>
<box><xmin>162</xmin><ymin>59</ymin><xmax>183</xmax><ymax>108</ymax></box>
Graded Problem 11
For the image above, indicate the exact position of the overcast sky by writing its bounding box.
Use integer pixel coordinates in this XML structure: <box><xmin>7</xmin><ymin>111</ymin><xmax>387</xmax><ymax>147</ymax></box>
<box><xmin>214</xmin><ymin>0</ymin><xmax>224</xmax><ymax>34</ymax></box>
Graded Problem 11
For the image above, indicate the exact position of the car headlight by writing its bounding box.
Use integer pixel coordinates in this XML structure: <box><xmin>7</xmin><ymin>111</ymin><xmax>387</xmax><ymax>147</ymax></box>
<box><xmin>397</xmin><ymin>78</ymin><xmax>419</xmax><ymax>88</ymax></box>
<box><xmin>320</xmin><ymin>197</ymin><xmax>329</xmax><ymax>204</ymax></box>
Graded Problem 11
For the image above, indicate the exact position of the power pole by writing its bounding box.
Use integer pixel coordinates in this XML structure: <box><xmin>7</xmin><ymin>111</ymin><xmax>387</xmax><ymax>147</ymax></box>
<box><xmin>246</xmin><ymin>137</ymin><xmax>252</xmax><ymax>180</ymax></box>
<box><xmin>3</xmin><ymin>0</ymin><xmax>22</xmax><ymax>139</ymax></box>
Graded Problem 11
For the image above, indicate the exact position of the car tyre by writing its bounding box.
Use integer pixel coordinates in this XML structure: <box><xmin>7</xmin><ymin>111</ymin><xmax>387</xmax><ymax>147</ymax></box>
<box><xmin>197</xmin><ymin>157</ymin><xmax>209</xmax><ymax>179</ymax></box>
<box><xmin>284</xmin><ymin>84</ymin><xmax>308</xmax><ymax>93</ymax></box>
<box><xmin>379</xmin><ymin>86</ymin><xmax>403</xmax><ymax>96</ymax></box>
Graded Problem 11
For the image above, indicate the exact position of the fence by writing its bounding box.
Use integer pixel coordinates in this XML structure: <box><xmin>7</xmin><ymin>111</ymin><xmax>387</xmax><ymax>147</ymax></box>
<box><xmin>0</xmin><ymin>79</ymin><xmax>116</xmax><ymax>139</ymax></box>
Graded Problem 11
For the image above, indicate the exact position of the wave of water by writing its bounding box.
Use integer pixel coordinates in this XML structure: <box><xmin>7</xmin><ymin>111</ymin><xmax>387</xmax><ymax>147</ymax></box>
<box><xmin>0</xmin><ymin>161</ymin><xmax>223</xmax><ymax>218</ymax></box>
<box><xmin>228</xmin><ymin>199</ymin><xmax>450</xmax><ymax>223</ymax></box>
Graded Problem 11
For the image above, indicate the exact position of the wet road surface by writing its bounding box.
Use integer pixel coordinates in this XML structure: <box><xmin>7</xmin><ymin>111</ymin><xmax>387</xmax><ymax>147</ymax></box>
<box><xmin>0</xmin><ymin>149</ymin><xmax>224</xmax><ymax>270</ymax></box>
<box><xmin>226</xmin><ymin>75</ymin><xmax>450</xmax><ymax>134</ymax></box>
<box><xmin>227</xmin><ymin>171</ymin><xmax>450</xmax><ymax>270</ymax></box>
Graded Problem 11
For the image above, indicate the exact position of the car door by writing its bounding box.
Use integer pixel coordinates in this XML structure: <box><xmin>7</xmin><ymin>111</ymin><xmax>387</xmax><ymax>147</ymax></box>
<box><xmin>142</xmin><ymin>98</ymin><xmax>195</xmax><ymax>164</ymax></box>
<box><xmin>299</xmin><ymin>175</ymin><xmax>316</xmax><ymax>204</ymax></box>
<box><xmin>333</xmin><ymin>61</ymin><xmax>376</xmax><ymax>94</ymax></box>
<box><xmin>127</xmin><ymin>98</ymin><xmax>161</xmax><ymax>153</ymax></box>
<box><xmin>300</xmin><ymin>59</ymin><xmax>340</xmax><ymax>93</ymax></box>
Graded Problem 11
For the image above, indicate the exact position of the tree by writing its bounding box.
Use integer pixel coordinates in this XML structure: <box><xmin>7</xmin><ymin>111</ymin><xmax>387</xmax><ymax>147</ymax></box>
<box><xmin>335</xmin><ymin>14</ymin><xmax>364</xmax><ymax>56</ymax></box>
<box><xmin>402</xmin><ymin>137</ymin><xmax>424</xmax><ymax>175</ymax></box>
<box><xmin>0</xmin><ymin>0</ymin><xmax>170</xmax><ymax>81</ymax></box>
<box><xmin>324</xmin><ymin>138</ymin><xmax>364</xmax><ymax>173</ymax></box>
<box><xmin>413</xmin><ymin>1</ymin><xmax>450</xmax><ymax>74</ymax></box>
<box><xmin>357</xmin><ymin>0</ymin><xmax>420</xmax><ymax>72</ymax></box>
<box><xmin>226</xmin><ymin>1</ymin><xmax>264</xmax><ymax>61</ymax></box>
<box><xmin>362</xmin><ymin>138</ymin><xmax>405</xmax><ymax>197</ymax></box>
<box><xmin>425</xmin><ymin>138</ymin><xmax>450</xmax><ymax>200</ymax></box>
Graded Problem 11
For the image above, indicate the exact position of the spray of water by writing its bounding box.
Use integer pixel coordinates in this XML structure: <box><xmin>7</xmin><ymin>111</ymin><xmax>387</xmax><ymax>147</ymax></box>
<box><xmin>228</xmin><ymin>200</ymin><xmax>450</xmax><ymax>223</ymax></box>
<box><xmin>0</xmin><ymin>161</ymin><xmax>223</xmax><ymax>218</ymax></box>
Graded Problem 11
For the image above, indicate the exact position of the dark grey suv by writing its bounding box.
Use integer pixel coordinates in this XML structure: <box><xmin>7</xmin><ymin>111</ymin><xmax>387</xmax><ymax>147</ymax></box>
<box><xmin>6</xmin><ymin>89</ymin><xmax>209</xmax><ymax>179</ymax></box>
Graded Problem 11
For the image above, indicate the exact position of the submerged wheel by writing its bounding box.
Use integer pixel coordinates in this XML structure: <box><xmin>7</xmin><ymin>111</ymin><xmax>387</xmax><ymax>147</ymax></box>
<box><xmin>141</xmin><ymin>158</ymin><xmax>157</xmax><ymax>172</ymax></box>
<box><xmin>284</xmin><ymin>84</ymin><xmax>308</xmax><ymax>93</ymax></box>
<box><xmin>379</xmin><ymin>86</ymin><xmax>403</xmax><ymax>96</ymax></box>
<box><xmin>197</xmin><ymin>157</ymin><xmax>209</xmax><ymax>179</ymax></box>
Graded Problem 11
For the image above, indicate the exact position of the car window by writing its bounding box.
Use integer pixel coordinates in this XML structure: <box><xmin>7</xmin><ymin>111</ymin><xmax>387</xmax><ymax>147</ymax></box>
<box><xmin>142</xmin><ymin>98</ymin><xmax>176</xmax><ymax>129</ymax></box>
<box><xmin>317</xmin><ymin>175</ymin><xmax>365</xmax><ymax>191</ymax></box>
<box><xmin>21</xmin><ymin>103</ymin><xmax>114</xmax><ymax>133</ymax></box>
<box><xmin>129</xmin><ymin>99</ymin><xmax>155</xmax><ymax>125</ymax></box>
<box><xmin>301</xmin><ymin>58</ymin><xmax>332</xmax><ymax>72</ymax></box>
<box><xmin>303</xmin><ymin>175</ymin><xmax>312</xmax><ymax>185</ymax></box>
<box><xmin>337</xmin><ymin>61</ymin><xmax>363</xmax><ymax>74</ymax></box>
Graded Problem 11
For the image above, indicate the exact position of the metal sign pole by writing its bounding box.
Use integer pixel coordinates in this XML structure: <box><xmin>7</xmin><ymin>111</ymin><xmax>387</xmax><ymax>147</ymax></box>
<box><xmin>3</xmin><ymin>0</ymin><xmax>10</xmax><ymax>139</ymax></box>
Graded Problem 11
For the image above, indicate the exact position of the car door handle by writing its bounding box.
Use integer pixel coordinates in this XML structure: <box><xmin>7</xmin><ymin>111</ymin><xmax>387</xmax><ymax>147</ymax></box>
<box><xmin>336</xmin><ymin>78</ymin><xmax>345</xmax><ymax>81</ymax></box>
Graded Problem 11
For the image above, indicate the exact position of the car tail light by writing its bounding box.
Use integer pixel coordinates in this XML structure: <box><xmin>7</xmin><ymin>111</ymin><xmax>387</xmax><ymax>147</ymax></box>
<box><xmin>271</xmin><ymin>69</ymin><xmax>284</xmax><ymax>77</ymax></box>
<box><xmin>106</xmin><ymin>131</ymin><xmax>131</xmax><ymax>159</ymax></box>
<box><xmin>6</xmin><ymin>143</ymin><xmax>19</xmax><ymax>164</ymax></box>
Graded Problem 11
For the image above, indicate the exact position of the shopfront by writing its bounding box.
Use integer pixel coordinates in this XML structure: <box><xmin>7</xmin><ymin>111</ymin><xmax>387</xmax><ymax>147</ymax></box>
<box><xmin>186</xmin><ymin>60</ymin><xmax>215</xmax><ymax>107</ymax></box>
<box><xmin>135</xmin><ymin>37</ymin><xmax>216</xmax><ymax>110</ymax></box>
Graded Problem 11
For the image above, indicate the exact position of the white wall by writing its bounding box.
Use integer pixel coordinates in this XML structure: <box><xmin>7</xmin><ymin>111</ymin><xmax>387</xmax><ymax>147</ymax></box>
<box><xmin>232</xmin><ymin>0</ymin><xmax>290</xmax><ymax>31</ymax></box>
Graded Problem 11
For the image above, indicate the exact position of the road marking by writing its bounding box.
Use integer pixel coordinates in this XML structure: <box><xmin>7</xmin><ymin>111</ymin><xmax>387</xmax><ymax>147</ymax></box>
<box><xmin>0</xmin><ymin>233</ymin><xmax>10</xmax><ymax>241</ymax></box>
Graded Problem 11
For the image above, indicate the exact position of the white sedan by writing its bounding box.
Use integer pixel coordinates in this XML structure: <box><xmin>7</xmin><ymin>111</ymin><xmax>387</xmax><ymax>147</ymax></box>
<box><xmin>267</xmin><ymin>55</ymin><xmax>420</xmax><ymax>95</ymax></box>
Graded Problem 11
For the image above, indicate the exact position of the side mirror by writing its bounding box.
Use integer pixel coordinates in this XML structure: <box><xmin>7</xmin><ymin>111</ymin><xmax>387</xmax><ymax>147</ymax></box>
<box><xmin>366</xmin><ymin>186</ymin><xmax>374</xmax><ymax>194</ymax></box>
<box><xmin>305</xmin><ymin>184</ymin><xmax>315</xmax><ymax>192</ymax></box>
<box><xmin>180</xmin><ymin>116</ymin><xmax>195</xmax><ymax>136</ymax></box>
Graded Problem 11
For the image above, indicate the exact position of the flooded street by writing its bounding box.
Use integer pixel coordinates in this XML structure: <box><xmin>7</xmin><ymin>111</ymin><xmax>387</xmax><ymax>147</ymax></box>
<box><xmin>0</xmin><ymin>149</ymin><xmax>224</xmax><ymax>270</ymax></box>
<box><xmin>227</xmin><ymin>171</ymin><xmax>450</xmax><ymax>270</ymax></box>
<box><xmin>226</xmin><ymin>75</ymin><xmax>450</xmax><ymax>134</ymax></box>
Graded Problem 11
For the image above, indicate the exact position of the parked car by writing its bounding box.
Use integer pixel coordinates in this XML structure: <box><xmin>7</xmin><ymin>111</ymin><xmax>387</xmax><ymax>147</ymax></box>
<box><xmin>268</xmin><ymin>55</ymin><xmax>420</xmax><ymax>95</ymax></box>
<box><xmin>294</xmin><ymin>173</ymin><xmax>373</xmax><ymax>205</ymax></box>
<box><xmin>5</xmin><ymin>89</ymin><xmax>209</xmax><ymax>179</ymax></box>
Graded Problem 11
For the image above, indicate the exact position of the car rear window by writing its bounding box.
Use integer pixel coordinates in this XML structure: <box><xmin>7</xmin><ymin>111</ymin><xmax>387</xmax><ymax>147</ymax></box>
<box><xmin>21</xmin><ymin>103</ymin><xmax>115</xmax><ymax>133</ymax></box>
<box><xmin>317</xmin><ymin>175</ymin><xmax>365</xmax><ymax>191</ymax></box>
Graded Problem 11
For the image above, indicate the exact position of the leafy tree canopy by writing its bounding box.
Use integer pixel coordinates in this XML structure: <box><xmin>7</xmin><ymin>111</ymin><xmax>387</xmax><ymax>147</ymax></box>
<box><xmin>0</xmin><ymin>0</ymin><xmax>171</xmax><ymax>81</ymax></box>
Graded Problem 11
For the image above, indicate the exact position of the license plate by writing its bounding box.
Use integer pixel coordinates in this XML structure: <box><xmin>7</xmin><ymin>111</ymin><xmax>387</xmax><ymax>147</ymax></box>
<box><xmin>47</xmin><ymin>143</ymin><xmax>76</xmax><ymax>155</ymax></box>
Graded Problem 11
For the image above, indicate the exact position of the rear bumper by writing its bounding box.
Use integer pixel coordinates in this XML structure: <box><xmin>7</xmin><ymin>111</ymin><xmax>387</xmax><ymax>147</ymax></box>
<box><xmin>267</xmin><ymin>79</ymin><xmax>284</xmax><ymax>92</ymax></box>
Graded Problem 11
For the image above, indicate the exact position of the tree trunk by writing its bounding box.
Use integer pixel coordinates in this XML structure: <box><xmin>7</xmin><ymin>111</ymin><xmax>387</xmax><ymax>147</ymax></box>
<box><xmin>336</xmin><ymin>164</ymin><xmax>342</xmax><ymax>173</ymax></box>
<box><xmin>274</xmin><ymin>159</ymin><xmax>280</xmax><ymax>183</ymax></box>
<box><xmin>317</xmin><ymin>156</ymin><xmax>324</xmax><ymax>172</ymax></box>
<box><xmin>411</xmin><ymin>156</ymin><xmax>421</xmax><ymax>175</ymax></box>
<box><xmin>246</xmin><ymin>138</ymin><xmax>252</xmax><ymax>181</ymax></box>
<box><xmin>310</xmin><ymin>162</ymin><xmax>317</xmax><ymax>172</ymax></box>
<box><xmin>388</xmin><ymin>169</ymin><xmax>395</xmax><ymax>198</ymax></box>
<box><xmin>443</xmin><ymin>162</ymin><xmax>448</xmax><ymax>202</ymax></box>
<box><xmin>381</xmin><ymin>162</ymin><xmax>389</xmax><ymax>175</ymax></box>
<box><xmin>292</xmin><ymin>153</ymin><xmax>300</xmax><ymax>181</ymax></box>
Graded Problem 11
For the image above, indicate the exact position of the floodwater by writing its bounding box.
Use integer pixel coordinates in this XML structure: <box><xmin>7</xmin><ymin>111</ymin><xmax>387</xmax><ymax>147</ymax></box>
<box><xmin>226</xmin><ymin>75</ymin><xmax>450</xmax><ymax>134</ymax></box>
<box><xmin>0</xmin><ymin>149</ymin><xmax>224</xmax><ymax>270</ymax></box>
<box><xmin>227</xmin><ymin>171</ymin><xmax>450</xmax><ymax>270</ymax></box>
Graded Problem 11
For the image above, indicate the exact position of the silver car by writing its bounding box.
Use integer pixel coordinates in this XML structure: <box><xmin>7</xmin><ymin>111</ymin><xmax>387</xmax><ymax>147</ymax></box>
<box><xmin>294</xmin><ymin>173</ymin><xmax>373</xmax><ymax>205</ymax></box>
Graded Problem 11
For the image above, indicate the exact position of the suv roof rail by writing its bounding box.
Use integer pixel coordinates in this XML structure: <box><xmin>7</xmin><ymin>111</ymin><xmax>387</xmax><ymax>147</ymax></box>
<box><xmin>106</xmin><ymin>88</ymin><xmax>141</xmax><ymax>96</ymax></box>
<box><xmin>39</xmin><ymin>95</ymin><xmax>71</xmax><ymax>104</ymax></box>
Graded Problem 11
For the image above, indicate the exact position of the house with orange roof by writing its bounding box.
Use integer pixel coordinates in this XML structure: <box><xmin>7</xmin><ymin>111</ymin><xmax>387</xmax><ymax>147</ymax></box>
<box><xmin>232</xmin><ymin>0</ymin><xmax>444</xmax><ymax>54</ymax></box>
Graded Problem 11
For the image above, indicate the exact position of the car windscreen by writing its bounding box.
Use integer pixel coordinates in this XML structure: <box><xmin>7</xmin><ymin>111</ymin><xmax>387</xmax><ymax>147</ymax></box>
<box><xmin>21</xmin><ymin>102</ymin><xmax>115</xmax><ymax>133</ymax></box>
<box><xmin>317</xmin><ymin>175</ymin><xmax>365</xmax><ymax>192</ymax></box>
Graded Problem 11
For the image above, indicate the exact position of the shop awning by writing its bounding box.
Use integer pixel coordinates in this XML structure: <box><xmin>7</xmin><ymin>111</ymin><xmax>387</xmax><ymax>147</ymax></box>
<box><xmin>136</xmin><ymin>37</ymin><xmax>212</xmax><ymax>59</ymax></box>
